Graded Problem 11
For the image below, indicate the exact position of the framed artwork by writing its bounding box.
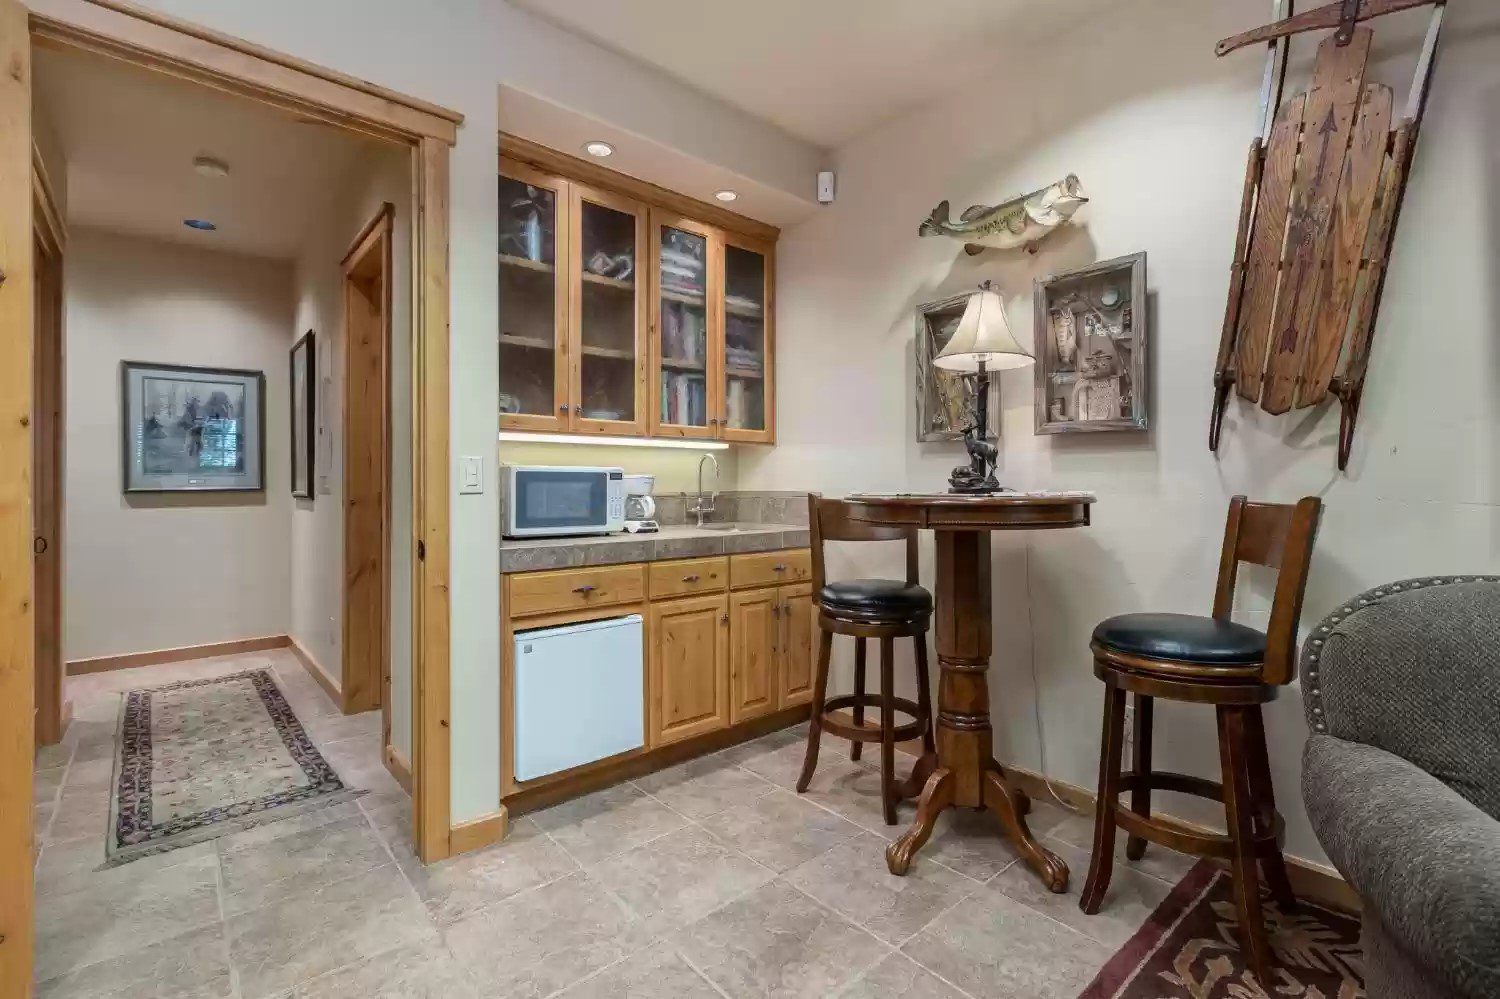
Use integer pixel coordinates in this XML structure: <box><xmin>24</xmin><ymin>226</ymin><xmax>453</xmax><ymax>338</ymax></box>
<box><xmin>290</xmin><ymin>331</ymin><xmax>316</xmax><ymax>499</ymax></box>
<box><xmin>121</xmin><ymin>361</ymin><xmax>265</xmax><ymax>493</ymax></box>
<box><xmin>1033</xmin><ymin>252</ymin><xmax>1148</xmax><ymax>433</ymax></box>
<box><xmin>915</xmin><ymin>291</ymin><xmax>999</xmax><ymax>443</ymax></box>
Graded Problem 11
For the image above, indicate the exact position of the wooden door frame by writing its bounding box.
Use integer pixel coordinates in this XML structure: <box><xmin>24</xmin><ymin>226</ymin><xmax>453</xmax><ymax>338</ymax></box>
<box><xmin>339</xmin><ymin>204</ymin><xmax>392</xmax><ymax>722</ymax></box>
<box><xmin>3</xmin><ymin>1</ymin><xmax>462</xmax><ymax>989</ymax></box>
<box><xmin>31</xmin><ymin>138</ymin><xmax>66</xmax><ymax>748</ymax></box>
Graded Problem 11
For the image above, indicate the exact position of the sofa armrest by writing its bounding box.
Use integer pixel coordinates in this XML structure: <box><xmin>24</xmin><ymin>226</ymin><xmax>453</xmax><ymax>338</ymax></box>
<box><xmin>1303</xmin><ymin>734</ymin><xmax>1500</xmax><ymax>999</ymax></box>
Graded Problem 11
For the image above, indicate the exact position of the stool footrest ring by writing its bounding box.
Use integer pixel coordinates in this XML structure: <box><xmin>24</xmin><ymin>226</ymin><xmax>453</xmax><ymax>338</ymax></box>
<box><xmin>820</xmin><ymin>693</ymin><xmax>927</xmax><ymax>744</ymax></box>
<box><xmin>1106</xmin><ymin>769</ymin><xmax>1286</xmax><ymax>860</ymax></box>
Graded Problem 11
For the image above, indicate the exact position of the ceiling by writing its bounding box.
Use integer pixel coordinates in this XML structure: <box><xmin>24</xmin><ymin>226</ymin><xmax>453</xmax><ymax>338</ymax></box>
<box><xmin>509</xmin><ymin>0</ymin><xmax>1127</xmax><ymax>148</ymax></box>
<box><xmin>33</xmin><ymin>46</ymin><xmax>389</xmax><ymax>260</ymax></box>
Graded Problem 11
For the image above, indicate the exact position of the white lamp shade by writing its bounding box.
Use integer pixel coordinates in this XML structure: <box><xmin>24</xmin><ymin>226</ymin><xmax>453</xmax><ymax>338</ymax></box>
<box><xmin>933</xmin><ymin>287</ymin><xmax>1033</xmax><ymax>372</ymax></box>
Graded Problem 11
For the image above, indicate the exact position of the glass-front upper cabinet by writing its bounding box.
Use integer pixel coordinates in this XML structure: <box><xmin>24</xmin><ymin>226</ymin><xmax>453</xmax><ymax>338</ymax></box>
<box><xmin>651</xmin><ymin>214</ymin><xmax>718</xmax><ymax>439</ymax></box>
<box><xmin>571</xmin><ymin>185</ymin><xmax>647</xmax><ymax>435</ymax></box>
<box><xmin>719</xmin><ymin>234</ymin><xmax>774</xmax><ymax>443</ymax></box>
<box><xmin>498</xmin><ymin>161</ymin><xmax>568</xmax><ymax>432</ymax></box>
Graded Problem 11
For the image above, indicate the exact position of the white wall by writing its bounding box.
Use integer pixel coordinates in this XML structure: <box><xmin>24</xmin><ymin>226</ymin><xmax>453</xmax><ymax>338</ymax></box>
<box><xmin>64</xmin><ymin>230</ymin><xmax>293</xmax><ymax>661</ymax></box>
<box><xmin>290</xmin><ymin>145</ymin><xmax>414</xmax><ymax>756</ymax></box>
<box><xmin>743</xmin><ymin>0</ymin><xmax>1500</xmax><ymax>866</ymax></box>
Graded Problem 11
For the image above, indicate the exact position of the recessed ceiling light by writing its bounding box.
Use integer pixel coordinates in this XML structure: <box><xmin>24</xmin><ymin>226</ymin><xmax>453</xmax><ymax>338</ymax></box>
<box><xmin>714</xmin><ymin>190</ymin><xmax>738</xmax><ymax>202</ymax></box>
<box><xmin>583</xmin><ymin>141</ymin><xmax>614</xmax><ymax>158</ymax></box>
<box><xmin>193</xmin><ymin>155</ymin><xmax>230</xmax><ymax>179</ymax></box>
<box><xmin>183</xmin><ymin>219</ymin><xmax>217</xmax><ymax>231</ymax></box>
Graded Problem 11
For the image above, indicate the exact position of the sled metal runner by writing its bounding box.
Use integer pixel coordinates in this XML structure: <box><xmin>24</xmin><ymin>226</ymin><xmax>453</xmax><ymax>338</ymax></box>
<box><xmin>1208</xmin><ymin>0</ymin><xmax>1445</xmax><ymax>470</ymax></box>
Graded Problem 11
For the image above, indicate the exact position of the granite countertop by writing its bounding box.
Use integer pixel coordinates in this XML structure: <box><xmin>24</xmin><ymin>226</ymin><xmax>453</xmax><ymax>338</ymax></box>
<box><xmin>500</xmin><ymin>522</ymin><xmax>810</xmax><ymax>573</ymax></box>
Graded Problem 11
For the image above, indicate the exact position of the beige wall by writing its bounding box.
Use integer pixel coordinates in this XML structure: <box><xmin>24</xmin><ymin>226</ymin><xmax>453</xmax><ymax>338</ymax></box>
<box><xmin>289</xmin><ymin>145</ymin><xmax>414</xmax><ymax>756</ymax></box>
<box><xmin>63</xmin><ymin>230</ymin><xmax>294</xmax><ymax>661</ymax></box>
<box><xmin>744</xmin><ymin>0</ymin><xmax>1500</xmax><ymax>867</ymax></box>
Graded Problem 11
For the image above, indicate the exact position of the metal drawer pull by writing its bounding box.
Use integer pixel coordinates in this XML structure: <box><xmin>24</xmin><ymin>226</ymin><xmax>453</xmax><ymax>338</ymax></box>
<box><xmin>572</xmin><ymin>584</ymin><xmax>596</xmax><ymax>595</ymax></box>
<box><xmin>773</xmin><ymin>563</ymin><xmax>788</xmax><ymax>572</ymax></box>
<box><xmin>682</xmin><ymin>574</ymin><xmax>700</xmax><ymax>583</ymax></box>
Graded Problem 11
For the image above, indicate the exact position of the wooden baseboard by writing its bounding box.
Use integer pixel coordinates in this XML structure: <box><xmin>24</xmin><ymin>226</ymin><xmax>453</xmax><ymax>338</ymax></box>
<box><xmin>997</xmin><ymin>763</ymin><xmax>1359</xmax><ymax>914</ymax></box>
<box><xmin>384</xmin><ymin>744</ymin><xmax>413</xmax><ymax>795</ymax></box>
<box><xmin>286</xmin><ymin>637</ymin><xmax>342</xmax><ymax>707</ymax></box>
<box><xmin>66</xmin><ymin>635</ymin><xmax>289</xmax><ymax>675</ymax></box>
<box><xmin>449</xmin><ymin>809</ymin><xmax>507</xmax><ymax>856</ymax></box>
<box><xmin>503</xmin><ymin>704</ymin><xmax>813</xmax><ymax>817</ymax></box>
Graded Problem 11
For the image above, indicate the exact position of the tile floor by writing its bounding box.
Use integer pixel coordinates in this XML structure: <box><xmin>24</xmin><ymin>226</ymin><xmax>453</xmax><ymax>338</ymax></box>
<box><xmin>33</xmin><ymin>650</ymin><xmax>1195</xmax><ymax>999</ymax></box>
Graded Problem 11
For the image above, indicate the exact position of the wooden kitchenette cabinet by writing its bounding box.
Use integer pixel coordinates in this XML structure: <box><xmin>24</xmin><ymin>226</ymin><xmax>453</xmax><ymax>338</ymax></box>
<box><xmin>501</xmin><ymin>550</ymin><xmax>813</xmax><ymax>809</ymax></box>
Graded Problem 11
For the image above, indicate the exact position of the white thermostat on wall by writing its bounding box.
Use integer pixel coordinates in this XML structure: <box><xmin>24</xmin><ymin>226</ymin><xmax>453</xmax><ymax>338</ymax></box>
<box><xmin>817</xmin><ymin>170</ymin><xmax>836</xmax><ymax>204</ymax></box>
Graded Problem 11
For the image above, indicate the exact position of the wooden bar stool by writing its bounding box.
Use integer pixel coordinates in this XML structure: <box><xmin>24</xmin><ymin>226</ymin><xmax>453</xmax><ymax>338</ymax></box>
<box><xmin>1080</xmin><ymin>495</ymin><xmax>1321</xmax><ymax>985</ymax></box>
<box><xmin>796</xmin><ymin>494</ymin><xmax>934</xmax><ymax>825</ymax></box>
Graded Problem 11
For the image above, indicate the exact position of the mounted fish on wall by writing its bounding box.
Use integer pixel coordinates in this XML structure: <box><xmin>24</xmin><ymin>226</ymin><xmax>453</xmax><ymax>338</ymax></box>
<box><xmin>919</xmin><ymin>175</ymin><xmax>1088</xmax><ymax>255</ymax></box>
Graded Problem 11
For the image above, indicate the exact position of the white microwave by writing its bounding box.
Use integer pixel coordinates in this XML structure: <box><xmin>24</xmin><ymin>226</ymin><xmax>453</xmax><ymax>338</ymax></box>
<box><xmin>500</xmin><ymin>464</ymin><xmax>626</xmax><ymax>538</ymax></box>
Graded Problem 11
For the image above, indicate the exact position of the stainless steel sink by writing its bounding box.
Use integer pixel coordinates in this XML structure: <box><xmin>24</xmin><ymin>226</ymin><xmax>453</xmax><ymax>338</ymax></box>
<box><xmin>697</xmin><ymin>522</ymin><xmax>743</xmax><ymax>532</ymax></box>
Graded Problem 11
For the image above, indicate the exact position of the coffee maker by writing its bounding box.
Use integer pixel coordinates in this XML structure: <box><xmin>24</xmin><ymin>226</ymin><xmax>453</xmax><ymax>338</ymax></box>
<box><xmin>622</xmin><ymin>474</ymin><xmax>658</xmax><ymax>534</ymax></box>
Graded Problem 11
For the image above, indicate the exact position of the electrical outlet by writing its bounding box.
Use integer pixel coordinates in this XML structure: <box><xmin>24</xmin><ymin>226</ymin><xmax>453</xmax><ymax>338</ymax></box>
<box><xmin>1122</xmin><ymin>704</ymin><xmax>1136</xmax><ymax>760</ymax></box>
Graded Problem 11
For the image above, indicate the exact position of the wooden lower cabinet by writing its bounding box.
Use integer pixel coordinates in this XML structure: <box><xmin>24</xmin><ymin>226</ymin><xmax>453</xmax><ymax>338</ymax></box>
<box><xmin>730</xmin><ymin>582</ymin><xmax>815</xmax><ymax>723</ymax></box>
<box><xmin>648</xmin><ymin>592</ymin><xmax>729</xmax><ymax>746</ymax></box>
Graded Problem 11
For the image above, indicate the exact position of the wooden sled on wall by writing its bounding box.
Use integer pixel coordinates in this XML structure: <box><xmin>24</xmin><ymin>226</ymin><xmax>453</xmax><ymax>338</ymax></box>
<box><xmin>1208</xmin><ymin>0</ymin><xmax>1446</xmax><ymax>470</ymax></box>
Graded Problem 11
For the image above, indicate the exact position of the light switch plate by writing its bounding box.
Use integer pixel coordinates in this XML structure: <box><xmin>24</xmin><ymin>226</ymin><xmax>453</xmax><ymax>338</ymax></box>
<box><xmin>459</xmin><ymin>455</ymin><xmax>484</xmax><ymax>494</ymax></box>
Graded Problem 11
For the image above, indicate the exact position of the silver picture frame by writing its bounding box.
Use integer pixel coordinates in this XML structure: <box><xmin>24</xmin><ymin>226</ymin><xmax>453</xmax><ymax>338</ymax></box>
<box><xmin>121</xmin><ymin>361</ymin><xmax>266</xmax><ymax>493</ymax></box>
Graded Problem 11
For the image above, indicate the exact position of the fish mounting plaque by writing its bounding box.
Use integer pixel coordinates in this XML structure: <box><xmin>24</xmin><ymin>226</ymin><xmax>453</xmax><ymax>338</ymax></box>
<box><xmin>1208</xmin><ymin>0</ymin><xmax>1446</xmax><ymax>470</ymax></box>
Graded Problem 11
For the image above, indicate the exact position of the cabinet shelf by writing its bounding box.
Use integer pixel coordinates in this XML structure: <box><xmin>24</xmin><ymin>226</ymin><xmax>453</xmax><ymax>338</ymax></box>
<box><xmin>726</xmin><ymin>367</ymin><xmax>763</xmax><ymax>380</ymax></box>
<box><xmin>582</xmin><ymin>271</ymin><xmax>634</xmax><ymax>291</ymax></box>
<box><xmin>660</xmin><ymin>357</ymin><xmax>706</xmax><ymax>373</ymax></box>
<box><xmin>725</xmin><ymin>302</ymin><xmax>763</xmax><ymax>319</ymax></box>
<box><xmin>501</xmin><ymin>333</ymin><xmax>554</xmax><ymax>351</ymax></box>
<box><xmin>499</xmin><ymin>252</ymin><xmax>554</xmax><ymax>275</ymax></box>
<box><xmin>661</xmin><ymin>288</ymin><xmax>706</xmax><ymax>307</ymax></box>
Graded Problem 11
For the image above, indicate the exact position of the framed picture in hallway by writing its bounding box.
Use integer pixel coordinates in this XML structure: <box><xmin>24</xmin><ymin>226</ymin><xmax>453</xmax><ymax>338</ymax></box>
<box><xmin>121</xmin><ymin>361</ymin><xmax>266</xmax><ymax>493</ymax></box>
<box><xmin>290</xmin><ymin>331</ymin><xmax>316</xmax><ymax>499</ymax></box>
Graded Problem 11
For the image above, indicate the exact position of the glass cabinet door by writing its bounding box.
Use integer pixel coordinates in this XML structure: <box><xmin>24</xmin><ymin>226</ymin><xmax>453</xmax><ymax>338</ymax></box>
<box><xmin>651</xmin><ymin>214</ymin><xmax>717</xmax><ymax>437</ymax></box>
<box><xmin>719</xmin><ymin>236</ymin><xmax>773</xmax><ymax>442</ymax></box>
<box><xmin>498</xmin><ymin>160</ymin><xmax>568</xmax><ymax>431</ymax></box>
<box><xmin>571</xmin><ymin>185</ymin><xmax>647</xmax><ymax>435</ymax></box>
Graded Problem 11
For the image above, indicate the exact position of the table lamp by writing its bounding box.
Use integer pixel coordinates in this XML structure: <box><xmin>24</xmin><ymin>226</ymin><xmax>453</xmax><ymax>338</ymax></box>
<box><xmin>934</xmin><ymin>280</ymin><xmax>1033</xmax><ymax>493</ymax></box>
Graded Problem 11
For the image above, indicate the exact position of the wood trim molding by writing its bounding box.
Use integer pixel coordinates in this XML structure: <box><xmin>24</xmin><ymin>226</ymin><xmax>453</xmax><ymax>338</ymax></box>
<box><xmin>285</xmin><ymin>636</ymin><xmax>341</xmax><ymax>706</ymax></box>
<box><xmin>27</xmin><ymin>0</ymin><xmax>462</xmax><ymax>144</ymax></box>
<box><xmin>341</xmin><ymin>201</ymin><xmax>394</xmax><ymax>270</ymax></box>
<box><xmin>67</xmin><ymin>635</ymin><xmax>290</xmax><ymax>675</ymax></box>
<box><xmin>30</xmin><ymin>139</ymin><xmax>63</xmax><ymax>252</ymax></box>
<box><xmin>500</xmin><ymin>132</ymin><xmax>780</xmax><ymax>243</ymax></box>
<box><xmin>384</xmin><ymin>744</ymin><xmax>413</xmax><ymax>795</ymax></box>
<box><xmin>448</xmin><ymin>809</ymin><xmax>507</xmax><ymax>856</ymax></box>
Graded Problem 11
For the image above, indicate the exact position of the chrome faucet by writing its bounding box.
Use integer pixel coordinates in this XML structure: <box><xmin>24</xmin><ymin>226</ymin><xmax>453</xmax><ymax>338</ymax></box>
<box><xmin>690</xmin><ymin>453</ymin><xmax>720</xmax><ymax>527</ymax></box>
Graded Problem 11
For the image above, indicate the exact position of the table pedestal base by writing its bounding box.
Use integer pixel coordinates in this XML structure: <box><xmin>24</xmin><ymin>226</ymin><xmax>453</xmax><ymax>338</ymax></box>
<box><xmin>880</xmin><ymin>529</ymin><xmax>1069</xmax><ymax>892</ymax></box>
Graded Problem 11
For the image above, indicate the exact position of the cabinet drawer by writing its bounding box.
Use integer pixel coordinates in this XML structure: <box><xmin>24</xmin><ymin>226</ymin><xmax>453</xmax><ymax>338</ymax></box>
<box><xmin>649</xmin><ymin>557</ymin><xmax>729</xmax><ymax>599</ymax></box>
<box><xmin>730</xmin><ymin>549</ymin><xmax>812</xmax><ymax>590</ymax></box>
<box><xmin>508</xmin><ymin>564</ymin><xmax>646</xmax><ymax>618</ymax></box>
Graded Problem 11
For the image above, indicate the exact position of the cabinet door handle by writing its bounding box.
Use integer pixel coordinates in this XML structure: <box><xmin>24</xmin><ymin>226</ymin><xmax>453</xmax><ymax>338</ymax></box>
<box><xmin>772</xmin><ymin>563</ymin><xmax>787</xmax><ymax>573</ymax></box>
<box><xmin>559</xmin><ymin>403</ymin><xmax>571</xmax><ymax>413</ymax></box>
<box><xmin>682</xmin><ymin>574</ymin><xmax>700</xmax><ymax>583</ymax></box>
<box><xmin>572</xmin><ymin>584</ymin><xmax>595</xmax><ymax>595</ymax></box>
<box><xmin>721</xmin><ymin>614</ymin><xmax>730</xmax><ymax>625</ymax></box>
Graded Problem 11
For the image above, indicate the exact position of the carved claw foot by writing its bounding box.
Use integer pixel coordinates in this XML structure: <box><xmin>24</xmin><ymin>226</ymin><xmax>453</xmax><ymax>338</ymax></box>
<box><xmin>983</xmin><ymin>769</ymin><xmax>1070</xmax><ymax>893</ymax></box>
<box><xmin>886</xmin><ymin>766</ymin><xmax>954</xmax><ymax>876</ymax></box>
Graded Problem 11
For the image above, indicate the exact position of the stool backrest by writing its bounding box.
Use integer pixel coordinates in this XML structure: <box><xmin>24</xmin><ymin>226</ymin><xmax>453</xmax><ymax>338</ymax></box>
<box><xmin>1212</xmin><ymin>494</ymin><xmax>1322</xmax><ymax>685</ymax></box>
<box><xmin>807</xmin><ymin>493</ymin><xmax>919</xmax><ymax>594</ymax></box>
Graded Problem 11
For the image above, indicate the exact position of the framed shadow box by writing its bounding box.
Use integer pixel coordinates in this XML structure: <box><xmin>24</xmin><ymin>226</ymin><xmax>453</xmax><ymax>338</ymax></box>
<box><xmin>915</xmin><ymin>291</ymin><xmax>999</xmax><ymax>443</ymax></box>
<box><xmin>1033</xmin><ymin>252</ymin><xmax>1148</xmax><ymax>434</ymax></box>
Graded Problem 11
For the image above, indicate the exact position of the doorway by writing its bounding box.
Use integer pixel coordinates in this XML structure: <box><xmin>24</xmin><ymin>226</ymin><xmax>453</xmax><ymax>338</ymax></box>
<box><xmin>1</xmin><ymin>0</ymin><xmax>460</xmax><ymax>991</ymax></box>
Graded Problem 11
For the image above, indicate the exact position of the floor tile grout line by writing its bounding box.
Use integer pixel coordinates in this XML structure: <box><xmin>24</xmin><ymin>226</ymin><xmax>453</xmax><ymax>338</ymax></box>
<box><xmin>669</xmin><ymin>941</ymin><xmax>737</xmax><ymax>999</ymax></box>
<box><xmin>209</xmin><ymin>845</ymin><xmax>245</xmax><ymax>999</ymax></box>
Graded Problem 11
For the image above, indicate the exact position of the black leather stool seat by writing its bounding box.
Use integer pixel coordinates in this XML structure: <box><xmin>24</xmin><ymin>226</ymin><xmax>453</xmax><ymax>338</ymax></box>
<box><xmin>1093</xmin><ymin>612</ymin><xmax>1266</xmax><ymax>665</ymax></box>
<box><xmin>819</xmin><ymin>579</ymin><xmax>932</xmax><ymax>619</ymax></box>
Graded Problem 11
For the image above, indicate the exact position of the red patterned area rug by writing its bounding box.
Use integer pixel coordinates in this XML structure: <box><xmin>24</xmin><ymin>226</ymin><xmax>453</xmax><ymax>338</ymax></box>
<box><xmin>1080</xmin><ymin>860</ymin><xmax>1363</xmax><ymax>998</ymax></box>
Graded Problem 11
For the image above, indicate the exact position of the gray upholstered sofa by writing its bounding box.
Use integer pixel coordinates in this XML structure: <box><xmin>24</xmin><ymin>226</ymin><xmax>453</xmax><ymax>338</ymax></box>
<box><xmin>1301</xmin><ymin>576</ymin><xmax>1500</xmax><ymax>999</ymax></box>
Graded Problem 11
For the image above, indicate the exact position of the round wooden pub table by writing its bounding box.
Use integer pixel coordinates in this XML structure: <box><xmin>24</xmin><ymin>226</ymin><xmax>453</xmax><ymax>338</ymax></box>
<box><xmin>844</xmin><ymin>492</ymin><xmax>1095</xmax><ymax>890</ymax></box>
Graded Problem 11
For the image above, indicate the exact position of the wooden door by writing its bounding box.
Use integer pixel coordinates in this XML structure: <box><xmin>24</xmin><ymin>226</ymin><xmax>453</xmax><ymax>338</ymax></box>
<box><xmin>342</xmin><ymin>207</ymin><xmax>391</xmax><ymax>716</ymax></box>
<box><xmin>32</xmin><ymin>163</ymin><xmax>65</xmax><ymax>747</ymax></box>
<box><xmin>778</xmin><ymin>583</ymin><xmax>814</xmax><ymax>707</ymax></box>
<box><xmin>648</xmin><ymin>211</ymin><xmax>719</xmax><ymax>439</ymax></box>
<box><xmin>648</xmin><ymin>593</ymin><xmax>728</xmax><ymax>745</ymax></box>
<box><xmin>499</xmin><ymin>158</ymin><xmax>570</xmax><ymax>432</ymax></box>
<box><xmin>0</xmin><ymin>0</ymin><xmax>35</xmax><ymax>988</ymax></box>
<box><xmin>718</xmin><ymin>232</ymin><xmax>774</xmax><ymax>443</ymax></box>
<box><xmin>729</xmin><ymin>588</ymin><xmax>778</xmax><ymax>723</ymax></box>
<box><xmin>569</xmin><ymin>182</ymin><xmax>647</xmax><ymax>436</ymax></box>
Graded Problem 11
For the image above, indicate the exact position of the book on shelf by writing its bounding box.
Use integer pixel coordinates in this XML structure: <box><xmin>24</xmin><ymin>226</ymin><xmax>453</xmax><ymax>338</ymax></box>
<box><xmin>660</xmin><ymin>371</ymin><xmax>706</xmax><ymax>426</ymax></box>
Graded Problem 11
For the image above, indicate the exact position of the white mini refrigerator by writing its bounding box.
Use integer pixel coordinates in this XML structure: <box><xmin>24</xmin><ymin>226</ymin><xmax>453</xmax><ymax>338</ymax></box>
<box><xmin>512</xmin><ymin>613</ymin><xmax>645</xmax><ymax>782</ymax></box>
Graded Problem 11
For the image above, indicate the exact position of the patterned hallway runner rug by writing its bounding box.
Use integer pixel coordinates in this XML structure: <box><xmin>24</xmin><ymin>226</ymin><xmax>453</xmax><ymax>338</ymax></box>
<box><xmin>106</xmin><ymin>669</ymin><xmax>363</xmax><ymax>867</ymax></box>
<box><xmin>1080</xmin><ymin>860</ymin><xmax>1363</xmax><ymax>998</ymax></box>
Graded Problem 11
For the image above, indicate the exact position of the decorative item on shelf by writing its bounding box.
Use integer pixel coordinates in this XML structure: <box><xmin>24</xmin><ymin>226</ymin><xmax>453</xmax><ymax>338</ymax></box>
<box><xmin>915</xmin><ymin>291</ymin><xmax>998</xmax><ymax>443</ymax></box>
<box><xmin>289</xmin><ymin>330</ymin><xmax>315</xmax><ymax>500</ymax></box>
<box><xmin>1208</xmin><ymin>0</ymin><xmax>1446</xmax><ymax>471</ymax></box>
<box><xmin>585</xmin><ymin>249</ymin><xmax>633</xmax><ymax>281</ymax></box>
<box><xmin>121</xmin><ymin>361</ymin><xmax>265</xmax><ymax>493</ymax></box>
<box><xmin>919</xmin><ymin>175</ymin><xmax>1088</xmax><ymax>256</ymax></box>
<box><xmin>933</xmin><ymin>282</ymin><xmax>1033</xmax><ymax>493</ymax></box>
<box><xmin>1033</xmin><ymin>252</ymin><xmax>1148</xmax><ymax>434</ymax></box>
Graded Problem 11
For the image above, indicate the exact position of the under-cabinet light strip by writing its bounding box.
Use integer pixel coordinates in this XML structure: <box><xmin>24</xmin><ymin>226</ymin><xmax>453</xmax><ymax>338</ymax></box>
<box><xmin>498</xmin><ymin>431</ymin><xmax>729</xmax><ymax>451</ymax></box>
